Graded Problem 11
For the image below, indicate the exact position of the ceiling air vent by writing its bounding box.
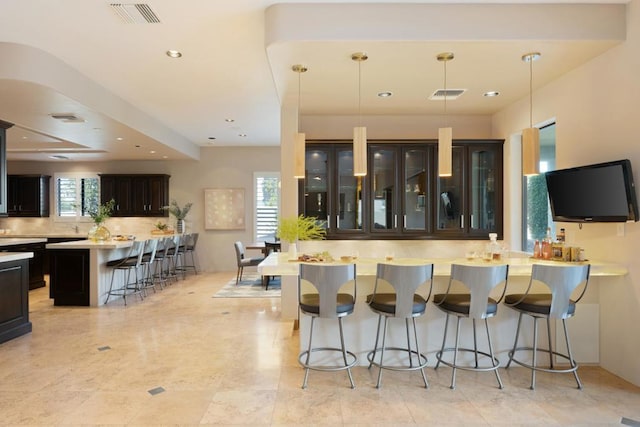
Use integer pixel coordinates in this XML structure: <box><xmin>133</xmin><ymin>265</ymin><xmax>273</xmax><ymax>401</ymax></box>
<box><xmin>110</xmin><ymin>3</ymin><xmax>161</xmax><ymax>24</ymax></box>
<box><xmin>429</xmin><ymin>89</ymin><xmax>466</xmax><ymax>101</ymax></box>
<box><xmin>50</xmin><ymin>113</ymin><xmax>85</xmax><ymax>123</ymax></box>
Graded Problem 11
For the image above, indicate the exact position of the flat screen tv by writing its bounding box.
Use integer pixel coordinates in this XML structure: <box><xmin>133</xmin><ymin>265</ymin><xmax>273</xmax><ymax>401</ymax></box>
<box><xmin>545</xmin><ymin>159</ymin><xmax>639</xmax><ymax>223</ymax></box>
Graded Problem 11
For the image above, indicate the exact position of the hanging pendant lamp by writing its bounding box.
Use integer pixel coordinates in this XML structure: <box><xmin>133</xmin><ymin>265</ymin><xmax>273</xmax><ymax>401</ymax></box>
<box><xmin>292</xmin><ymin>64</ymin><xmax>307</xmax><ymax>179</ymax></box>
<box><xmin>522</xmin><ymin>52</ymin><xmax>541</xmax><ymax>176</ymax></box>
<box><xmin>352</xmin><ymin>52</ymin><xmax>368</xmax><ymax>177</ymax></box>
<box><xmin>437</xmin><ymin>52</ymin><xmax>454</xmax><ymax>177</ymax></box>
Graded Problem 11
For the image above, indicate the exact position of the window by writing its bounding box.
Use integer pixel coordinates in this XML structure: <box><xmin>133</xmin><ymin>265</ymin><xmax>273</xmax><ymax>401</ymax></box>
<box><xmin>54</xmin><ymin>173</ymin><xmax>100</xmax><ymax>221</ymax></box>
<box><xmin>522</xmin><ymin>123</ymin><xmax>556</xmax><ymax>251</ymax></box>
<box><xmin>254</xmin><ymin>172</ymin><xmax>280</xmax><ymax>241</ymax></box>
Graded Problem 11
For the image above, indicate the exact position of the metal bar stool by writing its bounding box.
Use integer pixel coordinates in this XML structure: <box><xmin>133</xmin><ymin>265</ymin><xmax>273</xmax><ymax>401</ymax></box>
<box><xmin>104</xmin><ymin>239</ymin><xmax>145</xmax><ymax>306</ymax></box>
<box><xmin>505</xmin><ymin>263</ymin><xmax>591</xmax><ymax>389</ymax></box>
<box><xmin>367</xmin><ymin>263</ymin><xmax>434</xmax><ymax>388</ymax></box>
<box><xmin>434</xmin><ymin>263</ymin><xmax>510</xmax><ymax>389</ymax></box>
<box><xmin>298</xmin><ymin>263</ymin><xmax>357</xmax><ymax>389</ymax></box>
<box><xmin>139</xmin><ymin>238</ymin><xmax>159</xmax><ymax>296</ymax></box>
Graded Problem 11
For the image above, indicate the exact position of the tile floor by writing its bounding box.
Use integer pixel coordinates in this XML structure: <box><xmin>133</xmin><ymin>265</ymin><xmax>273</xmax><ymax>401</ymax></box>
<box><xmin>1</xmin><ymin>271</ymin><xmax>639</xmax><ymax>426</ymax></box>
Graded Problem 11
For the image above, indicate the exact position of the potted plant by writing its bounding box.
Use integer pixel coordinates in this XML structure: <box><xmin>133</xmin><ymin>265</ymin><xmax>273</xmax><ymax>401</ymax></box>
<box><xmin>87</xmin><ymin>199</ymin><xmax>115</xmax><ymax>242</ymax></box>
<box><xmin>163</xmin><ymin>199</ymin><xmax>193</xmax><ymax>234</ymax></box>
<box><xmin>276</xmin><ymin>214</ymin><xmax>326</xmax><ymax>259</ymax></box>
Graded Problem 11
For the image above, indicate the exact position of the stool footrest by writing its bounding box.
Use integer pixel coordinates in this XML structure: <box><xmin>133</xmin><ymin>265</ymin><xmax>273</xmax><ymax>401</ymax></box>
<box><xmin>508</xmin><ymin>347</ymin><xmax>579</xmax><ymax>374</ymax></box>
<box><xmin>367</xmin><ymin>347</ymin><xmax>428</xmax><ymax>371</ymax></box>
<box><xmin>436</xmin><ymin>347</ymin><xmax>501</xmax><ymax>372</ymax></box>
<box><xmin>298</xmin><ymin>347</ymin><xmax>357</xmax><ymax>372</ymax></box>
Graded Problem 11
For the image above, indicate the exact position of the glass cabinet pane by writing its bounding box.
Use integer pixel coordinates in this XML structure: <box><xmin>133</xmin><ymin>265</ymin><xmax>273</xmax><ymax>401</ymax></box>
<box><xmin>437</xmin><ymin>146</ymin><xmax>464</xmax><ymax>231</ymax></box>
<box><xmin>303</xmin><ymin>149</ymin><xmax>328</xmax><ymax>228</ymax></box>
<box><xmin>469</xmin><ymin>148</ymin><xmax>497</xmax><ymax>232</ymax></box>
<box><xmin>404</xmin><ymin>148</ymin><xmax>428</xmax><ymax>231</ymax></box>
<box><xmin>371</xmin><ymin>147</ymin><xmax>396</xmax><ymax>230</ymax></box>
<box><xmin>336</xmin><ymin>148</ymin><xmax>362</xmax><ymax>231</ymax></box>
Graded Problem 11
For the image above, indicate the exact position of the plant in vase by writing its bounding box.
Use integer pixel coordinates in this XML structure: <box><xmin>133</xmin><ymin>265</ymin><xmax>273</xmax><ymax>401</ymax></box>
<box><xmin>276</xmin><ymin>214</ymin><xmax>326</xmax><ymax>259</ymax></box>
<box><xmin>163</xmin><ymin>200</ymin><xmax>193</xmax><ymax>234</ymax></box>
<box><xmin>87</xmin><ymin>199</ymin><xmax>115</xmax><ymax>242</ymax></box>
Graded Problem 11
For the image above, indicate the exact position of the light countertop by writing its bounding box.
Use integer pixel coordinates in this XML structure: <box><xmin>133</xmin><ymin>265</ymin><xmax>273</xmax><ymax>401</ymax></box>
<box><xmin>0</xmin><ymin>237</ymin><xmax>48</xmax><ymax>247</ymax></box>
<box><xmin>258</xmin><ymin>253</ymin><xmax>628</xmax><ymax>277</ymax></box>
<box><xmin>0</xmin><ymin>252</ymin><xmax>34</xmax><ymax>262</ymax></box>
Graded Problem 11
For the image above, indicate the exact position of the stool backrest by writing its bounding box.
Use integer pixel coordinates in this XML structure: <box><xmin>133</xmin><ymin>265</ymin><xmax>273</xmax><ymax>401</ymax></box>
<box><xmin>299</xmin><ymin>263</ymin><xmax>356</xmax><ymax>318</ymax></box>
<box><xmin>530</xmin><ymin>263</ymin><xmax>591</xmax><ymax>319</ymax></box>
<box><xmin>448</xmin><ymin>264</ymin><xmax>510</xmax><ymax>319</ymax></box>
<box><xmin>144</xmin><ymin>238</ymin><xmax>158</xmax><ymax>264</ymax></box>
<box><xmin>373</xmin><ymin>263</ymin><xmax>434</xmax><ymax>318</ymax></box>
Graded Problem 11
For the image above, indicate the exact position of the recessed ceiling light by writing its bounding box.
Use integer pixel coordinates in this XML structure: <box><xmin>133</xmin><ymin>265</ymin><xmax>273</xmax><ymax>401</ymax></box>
<box><xmin>483</xmin><ymin>91</ymin><xmax>500</xmax><ymax>97</ymax></box>
<box><xmin>22</xmin><ymin>136</ymin><xmax>28</xmax><ymax>140</ymax></box>
<box><xmin>166</xmin><ymin>50</ymin><xmax>182</xmax><ymax>58</ymax></box>
<box><xmin>162</xmin><ymin>155</ymin><xmax>168</xmax><ymax>159</ymax></box>
<box><xmin>225</xmin><ymin>118</ymin><xmax>235</xmax><ymax>122</ymax></box>
<box><xmin>378</xmin><ymin>91</ymin><xmax>393</xmax><ymax>98</ymax></box>
<box><xmin>239</xmin><ymin>133</ymin><xmax>247</xmax><ymax>137</ymax></box>
<box><xmin>150</xmin><ymin>150</ymin><xmax>156</xmax><ymax>154</ymax></box>
<box><xmin>116</xmin><ymin>137</ymin><xmax>123</xmax><ymax>141</ymax></box>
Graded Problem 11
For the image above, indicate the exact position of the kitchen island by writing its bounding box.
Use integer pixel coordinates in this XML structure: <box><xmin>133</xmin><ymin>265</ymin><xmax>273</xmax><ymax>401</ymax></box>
<box><xmin>46</xmin><ymin>239</ymin><xmax>137</xmax><ymax>306</ymax></box>
<box><xmin>0</xmin><ymin>251</ymin><xmax>34</xmax><ymax>344</ymax></box>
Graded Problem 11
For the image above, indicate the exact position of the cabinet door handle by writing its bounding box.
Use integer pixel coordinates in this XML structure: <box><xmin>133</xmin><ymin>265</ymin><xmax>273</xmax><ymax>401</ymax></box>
<box><xmin>470</xmin><ymin>214</ymin><xmax>475</xmax><ymax>229</ymax></box>
<box><xmin>336</xmin><ymin>215</ymin><xmax>340</xmax><ymax>229</ymax></box>
<box><xmin>394</xmin><ymin>215</ymin><xmax>398</xmax><ymax>228</ymax></box>
<box><xmin>403</xmin><ymin>215</ymin><xmax>407</xmax><ymax>228</ymax></box>
<box><xmin>460</xmin><ymin>215</ymin><xmax>464</xmax><ymax>229</ymax></box>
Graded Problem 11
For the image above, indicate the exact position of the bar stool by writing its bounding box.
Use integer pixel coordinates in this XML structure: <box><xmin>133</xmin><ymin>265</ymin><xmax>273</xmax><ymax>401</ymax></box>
<box><xmin>505</xmin><ymin>263</ymin><xmax>591</xmax><ymax>389</ymax></box>
<box><xmin>179</xmin><ymin>233</ymin><xmax>199</xmax><ymax>275</ymax></box>
<box><xmin>139</xmin><ymin>238</ymin><xmax>159</xmax><ymax>296</ymax></box>
<box><xmin>104</xmin><ymin>240</ymin><xmax>145</xmax><ymax>306</ymax></box>
<box><xmin>366</xmin><ymin>263</ymin><xmax>434</xmax><ymax>388</ymax></box>
<box><xmin>298</xmin><ymin>263</ymin><xmax>357</xmax><ymax>389</ymax></box>
<box><xmin>434</xmin><ymin>263</ymin><xmax>509</xmax><ymax>389</ymax></box>
<box><xmin>152</xmin><ymin>237</ymin><xmax>172</xmax><ymax>288</ymax></box>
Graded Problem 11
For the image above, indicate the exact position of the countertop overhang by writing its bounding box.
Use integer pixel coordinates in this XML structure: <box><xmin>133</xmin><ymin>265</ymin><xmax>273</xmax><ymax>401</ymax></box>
<box><xmin>0</xmin><ymin>237</ymin><xmax>48</xmax><ymax>247</ymax></box>
<box><xmin>0</xmin><ymin>252</ymin><xmax>35</xmax><ymax>262</ymax></box>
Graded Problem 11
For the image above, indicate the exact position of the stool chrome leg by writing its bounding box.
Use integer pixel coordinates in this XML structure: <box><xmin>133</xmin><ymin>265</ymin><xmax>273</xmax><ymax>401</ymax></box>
<box><xmin>302</xmin><ymin>316</ymin><xmax>315</xmax><ymax>389</ymax></box>
<box><xmin>376</xmin><ymin>316</ymin><xmax>389</xmax><ymax>388</ymax></box>
<box><xmin>338</xmin><ymin>317</ymin><xmax>355</xmax><ymax>389</ymax></box>
<box><xmin>485</xmin><ymin>318</ymin><xmax>503</xmax><ymax>389</ymax></box>
<box><xmin>413</xmin><ymin>317</ymin><xmax>429</xmax><ymax>388</ymax></box>
<box><xmin>506</xmin><ymin>312</ymin><xmax>524</xmax><ymax>369</ymax></box>
<box><xmin>531</xmin><ymin>317</ymin><xmax>539</xmax><ymax>390</ymax></box>
<box><xmin>563</xmin><ymin>319</ymin><xmax>583</xmax><ymax>389</ymax></box>
<box><xmin>450</xmin><ymin>316</ymin><xmax>461</xmax><ymax>389</ymax></box>
<box><xmin>369</xmin><ymin>314</ymin><xmax>382</xmax><ymax>369</ymax></box>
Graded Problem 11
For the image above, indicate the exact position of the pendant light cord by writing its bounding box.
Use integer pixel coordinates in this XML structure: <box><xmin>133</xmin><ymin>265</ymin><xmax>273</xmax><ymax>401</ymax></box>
<box><xmin>297</xmin><ymin>69</ymin><xmax>301</xmax><ymax>133</ymax></box>
<box><xmin>358</xmin><ymin>59</ymin><xmax>362</xmax><ymax>127</ymax></box>
<box><xmin>443</xmin><ymin>59</ymin><xmax>448</xmax><ymax>118</ymax></box>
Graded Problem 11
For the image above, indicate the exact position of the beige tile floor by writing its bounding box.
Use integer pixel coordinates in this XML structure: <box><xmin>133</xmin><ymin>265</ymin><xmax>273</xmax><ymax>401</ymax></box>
<box><xmin>1</xmin><ymin>271</ymin><xmax>639</xmax><ymax>426</ymax></box>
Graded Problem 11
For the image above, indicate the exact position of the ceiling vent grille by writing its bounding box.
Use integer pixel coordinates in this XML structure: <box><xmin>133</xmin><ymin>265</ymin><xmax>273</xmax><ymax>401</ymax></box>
<box><xmin>110</xmin><ymin>3</ymin><xmax>161</xmax><ymax>24</ymax></box>
<box><xmin>50</xmin><ymin>113</ymin><xmax>85</xmax><ymax>123</ymax></box>
<box><xmin>429</xmin><ymin>89</ymin><xmax>466</xmax><ymax>101</ymax></box>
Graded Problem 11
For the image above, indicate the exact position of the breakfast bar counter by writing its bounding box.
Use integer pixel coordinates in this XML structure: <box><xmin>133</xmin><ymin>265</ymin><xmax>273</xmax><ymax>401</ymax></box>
<box><xmin>259</xmin><ymin>253</ymin><xmax>627</xmax><ymax>367</ymax></box>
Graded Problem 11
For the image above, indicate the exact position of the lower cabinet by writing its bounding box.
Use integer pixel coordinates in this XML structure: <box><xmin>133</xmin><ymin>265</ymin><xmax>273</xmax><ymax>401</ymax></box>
<box><xmin>0</xmin><ymin>258</ymin><xmax>32</xmax><ymax>344</ymax></box>
<box><xmin>49</xmin><ymin>249</ymin><xmax>90</xmax><ymax>306</ymax></box>
<box><xmin>1</xmin><ymin>242</ymin><xmax>46</xmax><ymax>290</ymax></box>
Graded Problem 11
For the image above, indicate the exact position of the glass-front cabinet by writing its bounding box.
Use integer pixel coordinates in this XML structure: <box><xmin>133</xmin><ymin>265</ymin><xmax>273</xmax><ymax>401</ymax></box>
<box><xmin>300</xmin><ymin>140</ymin><xmax>502</xmax><ymax>239</ymax></box>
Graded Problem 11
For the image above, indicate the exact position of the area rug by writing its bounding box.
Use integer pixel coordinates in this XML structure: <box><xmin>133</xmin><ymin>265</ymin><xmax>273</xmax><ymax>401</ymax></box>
<box><xmin>212</xmin><ymin>274</ymin><xmax>281</xmax><ymax>298</ymax></box>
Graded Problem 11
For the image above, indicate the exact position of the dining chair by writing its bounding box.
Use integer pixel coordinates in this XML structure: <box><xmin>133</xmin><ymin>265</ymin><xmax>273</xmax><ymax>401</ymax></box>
<box><xmin>234</xmin><ymin>241</ymin><xmax>265</xmax><ymax>285</ymax></box>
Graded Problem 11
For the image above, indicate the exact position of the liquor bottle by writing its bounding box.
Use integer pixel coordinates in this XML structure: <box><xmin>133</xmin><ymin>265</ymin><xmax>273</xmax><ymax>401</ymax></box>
<box><xmin>533</xmin><ymin>240</ymin><xmax>541</xmax><ymax>258</ymax></box>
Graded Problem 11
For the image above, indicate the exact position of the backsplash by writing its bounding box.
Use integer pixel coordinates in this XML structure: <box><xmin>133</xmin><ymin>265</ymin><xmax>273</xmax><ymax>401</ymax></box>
<box><xmin>0</xmin><ymin>217</ymin><xmax>183</xmax><ymax>237</ymax></box>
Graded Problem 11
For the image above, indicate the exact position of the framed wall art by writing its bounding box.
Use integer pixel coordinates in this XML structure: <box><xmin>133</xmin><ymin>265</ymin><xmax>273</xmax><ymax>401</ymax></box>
<box><xmin>204</xmin><ymin>188</ymin><xmax>245</xmax><ymax>230</ymax></box>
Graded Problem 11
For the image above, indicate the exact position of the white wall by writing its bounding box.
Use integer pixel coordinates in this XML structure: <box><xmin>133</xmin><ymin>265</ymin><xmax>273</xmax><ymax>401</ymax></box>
<box><xmin>492</xmin><ymin>0</ymin><xmax>640</xmax><ymax>386</ymax></box>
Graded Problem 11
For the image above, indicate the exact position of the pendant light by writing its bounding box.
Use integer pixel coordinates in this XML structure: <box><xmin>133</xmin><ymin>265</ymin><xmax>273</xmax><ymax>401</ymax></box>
<box><xmin>292</xmin><ymin>64</ymin><xmax>307</xmax><ymax>179</ymax></box>
<box><xmin>522</xmin><ymin>52</ymin><xmax>541</xmax><ymax>176</ymax></box>
<box><xmin>352</xmin><ymin>52</ymin><xmax>368</xmax><ymax>177</ymax></box>
<box><xmin>437</xmin><ymin>52</ymin><xmax>454</xmax><ymax>177</ymax></box>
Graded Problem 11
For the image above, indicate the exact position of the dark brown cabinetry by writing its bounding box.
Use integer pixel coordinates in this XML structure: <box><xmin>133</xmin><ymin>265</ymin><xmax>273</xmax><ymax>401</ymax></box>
<box><xmin>49</xmin><ymin>248</ymin><xmax>90</xmax><ymax>306</ymax></box>
<box><xmin>100</xmin><ymin>174</ymin><xmax>169</xmax><ymax>217</ymax></box>
<box><xmin>0</xmin><ymin>257</ymin><xmax>32</xmax><ymax>344</ymax></box>
<box><xmin>299</xmin><ymin>140</ymin><xmax>503</xmax><ymax>240</ymax></box>
<box><xmin>0</xmin><ymin>242</ymin><xmax>47</xmax><ymax>290</ymax></box>
<box><xmin>7</xmin><ymin>175</ymin><xmax>51</xmax><ymax>217</ymax></box>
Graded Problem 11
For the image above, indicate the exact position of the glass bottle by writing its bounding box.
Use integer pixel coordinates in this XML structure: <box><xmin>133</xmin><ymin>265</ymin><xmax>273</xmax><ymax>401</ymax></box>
<box><xmin>533</xmin><ymin>240</ymin><xmax>541</xmax><ymax>258</ymax></box>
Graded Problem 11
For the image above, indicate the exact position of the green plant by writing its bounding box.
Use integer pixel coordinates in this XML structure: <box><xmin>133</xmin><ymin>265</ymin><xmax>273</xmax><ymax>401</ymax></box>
<box><xmin>155</xmin><ymin>221</ymin><xmax>169</xmax><ymax>231</ymax></box>
<box><xmin>276</xmin><ymin>215</ymin><xmax>326</xmax><ymax>243</ymax></box>
<box><xmin>163</xmin><ymin>200</ymin><xmax>193</xmax><ymax>220</ymax></box>
<box><xmin>88</xmin><ymin>199</ymin><xmax>115</xmax><ymax>224</ymax></box>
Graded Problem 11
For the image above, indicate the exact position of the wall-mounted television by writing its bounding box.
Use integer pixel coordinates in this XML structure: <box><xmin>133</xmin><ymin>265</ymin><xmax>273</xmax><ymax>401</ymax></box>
<box><xmin>545</xmin><ymin>159</ymin><xmax>639</xmax><ymax>223</ymax></box>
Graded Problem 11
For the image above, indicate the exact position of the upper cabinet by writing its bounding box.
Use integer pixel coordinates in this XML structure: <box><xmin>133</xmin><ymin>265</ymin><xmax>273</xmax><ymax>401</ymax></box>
<box><xmin>299</xmin><ymin>140</ymin><xmax>502</xmax><ymax>240</ymax></box>
<box><xmin>0</xmin><ymin>120</ymin><xmax>11</xmax><ymax>217</ymax></box>
<box><xmin>7</xmin><ymin>175</ymin><xmax>51</xmax><ymax>217</ymax></box>
<box><xmin>100</xmin><ymin>174</ymin><xmax>170</xmax><ymax>217</ymax></box>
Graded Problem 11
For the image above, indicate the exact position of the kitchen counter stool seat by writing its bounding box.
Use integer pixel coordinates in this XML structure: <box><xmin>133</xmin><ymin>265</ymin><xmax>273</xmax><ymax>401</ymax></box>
<box><xmin>298</xmin><ymin>263</ymin><xmax>357</xmax><ymax>389</ymax></box>
<box><xmin>505</xmin><ymin>263</ymin><xmax>591</xmax><ymax>390</ymax></box>
<box><xmin>434</xmin><ymin>263</ymin><xmax>509</xmax><ymax>389</ymax></box>
<box><xmin>366</xmin><ymin>263</ymin><xmax>434</xmax><ymax>388</ymax></box>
